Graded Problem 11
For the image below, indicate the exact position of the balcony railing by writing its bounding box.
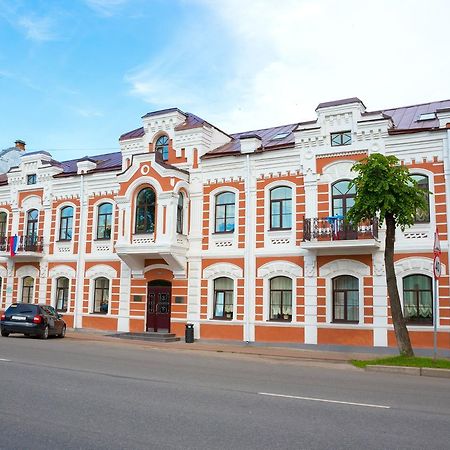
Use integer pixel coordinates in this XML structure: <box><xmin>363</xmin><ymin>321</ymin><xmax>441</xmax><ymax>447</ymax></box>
<box><xmin>0</xmin><ymin>235</ymin><xmax>44</xmax><ymax>253</ymax></box>
<box><xmin>303</xmin><ymin>217</ymin><xmax>378</xmax><ymax>242</ymax></box>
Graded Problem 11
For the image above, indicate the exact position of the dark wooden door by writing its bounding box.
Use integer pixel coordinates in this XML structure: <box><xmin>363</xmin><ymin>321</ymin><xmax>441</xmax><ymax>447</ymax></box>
<box><xmin>147</xmin><ymin>283</ymin><xmax>171</xmax><ymax>332</ymax></box>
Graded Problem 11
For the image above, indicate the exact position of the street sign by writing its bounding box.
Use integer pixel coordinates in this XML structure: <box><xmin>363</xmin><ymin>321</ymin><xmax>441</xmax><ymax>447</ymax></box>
<box><xmin>434</xmin><ymin>228</ymin><xmax>441</xmax><ymax>255</ymax></box>
<box><xmin>434</xmin><ymin>254</ymin><xmax>442</xmax><ymax>279</ymax></box>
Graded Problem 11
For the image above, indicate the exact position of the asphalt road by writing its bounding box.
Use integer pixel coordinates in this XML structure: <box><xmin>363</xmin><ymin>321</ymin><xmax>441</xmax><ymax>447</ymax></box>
<box><xmin>1</xmin><ymin>335</ymin><xmax>450</xmax><ymax>450</ymax></box>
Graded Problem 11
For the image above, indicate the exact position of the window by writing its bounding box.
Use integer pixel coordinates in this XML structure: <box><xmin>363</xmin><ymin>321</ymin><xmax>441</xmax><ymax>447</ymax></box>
<box><xmin>332</xmin><ymin>180</ymin><xmax>356</xmax><ymax>216</ymax></box>
<box><xmin>411</xmin><ymin>174</ymin><xmax>430</xmax><ymax>223</ymax></box>
<box><xmin>417</xmin><ymin>113</ymin><xmax>436</xmax><ymax>121</ymax></box>
<box><xmin>213</xmin><ymin>277</ymin><xmax>234</xmax><ymax>319</ymax></box>
<box><xmin>331</xmin><ymin>131</ymin><xmax>351</xmax><ymax>147</ymax></box>
<box><xmin>27</xmin><ymin>174</ymin><xmax>37</xmax><ymax>185</ymax></box>
<box><xmin>176</xmin><ymin>193</ymin><xmax>184</xmax><ymax>234</ymax></box>
<box><xmin>215</xmin><ymin>192</ymin><xmax>235</xmax><ymax>233</ymax></box>
<box><xmin>93</xmin><ymin>277</ymin><xmax>109</xmax><ymax>314</ymax></box>
<box><xmin>26</xmin><ymin>209</ymin><xmax>39</xmax><ymax>238</ymax></box>
<box><xmin>0</xmin><ymin>211</ymin><xmax>7</xmax><ymax>237</ymax></box>
<box><xmin>403</xmin><ymin>274</ymin><xmax>433</xmax><ymax>325</ymax></box>
<box><xmin>269</xmin><ymin>276</ymin><xmax>292</xmax><ymax>321</ymax></box>
<box><xmin>135</xmin><ymin>187</ymin><xmax>156</xmax><ymax>234</ymax></box>
<box><xmin>97</xmin><ymin>203</ymin><xmax>113</xmax><ymax>239</ymax></box>
<box><xmin>155</xmin><ymin>135</ymin><xmax>169</xmax><ymax>161</ymax></box>
<box><xmin>332</xmin><ymin>275</ymin><xmax>359</xmax><ymax>322</ymax></box>
<box><xmin>59</xmin><ymin>206</ymin><xmax>73</xmax><ymax>241</ymax></box>
<box><xmin>22</xmin><ymin>276</ymin><xmax>34</xmax><ymax>303</ymax></box>
<box><xmin>55</xmin><ymin>277</ymin><xmax>69</xmax><ymax>312</ymax></box>
<box><xmin>270</xmin><ymin>186</ymin><xmax>292</xmax><ymax>230</ymax></box>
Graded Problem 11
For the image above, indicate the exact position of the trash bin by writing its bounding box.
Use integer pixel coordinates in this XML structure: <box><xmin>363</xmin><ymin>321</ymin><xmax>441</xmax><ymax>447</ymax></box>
<box><xmin>185</xmin><ymin>323</ymin><xmax>194</xmax><ymax>343</ymax></box>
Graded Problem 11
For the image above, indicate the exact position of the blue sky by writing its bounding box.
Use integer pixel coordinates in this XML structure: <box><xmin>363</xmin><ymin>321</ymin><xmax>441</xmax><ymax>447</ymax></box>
<box><xmin>1</xmin><ymin>0</ymin><xmax>449</xmax><ymax>161</ymax></box>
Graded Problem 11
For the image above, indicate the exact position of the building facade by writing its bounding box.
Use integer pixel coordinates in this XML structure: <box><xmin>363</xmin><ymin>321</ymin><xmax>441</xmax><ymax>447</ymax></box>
<box><xmin>1</xmin><ymin>97</ymin><xmax>450</xmax><ymax>349</ymax></box>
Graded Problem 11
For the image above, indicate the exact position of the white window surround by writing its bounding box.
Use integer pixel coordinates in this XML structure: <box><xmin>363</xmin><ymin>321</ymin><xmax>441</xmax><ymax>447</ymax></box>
<box><xmin>86</xmin><ymin>264</ymin><xmax>117</xmax><ymax>316</ymax></box>
<box><xmin>21</xmin><ymin>195</ymin><xmax>42</xmax><ymax>212</ymax></box>
<box><xmin>208</xmin><ymin>186</ymin><xmax>239</xmax><ymax>249</ymax></box>
<box><xmin>319</xmin><ymin>259</ymin><xmax>370</xmax><ymax>325</ymax></box>
<box><xmin>394</xmin><ymin>257</ymin><xmax>444</xmax><ymax>326</ymax></box>
<box><xmin>49</xmin><ymin>265</ymin><xmax>76</xmax><ymax>312</ymax></box>
<box><xmin>264</xmin><ymin>180</ymin><xmax>296</xmax><ymax>248</ymax></box>
<box><xmin>54</xmin><ymin>202</ymin><xmax>77</xmax><ymax>254</ymax></box>
<box><xmin>203</xmin><ymin>263</ymin><xmax>243</xmax><ymax>320</ymax></box>
<box><xmin>92</xmin><ymin>199</ymin><xmax>116</xmax><ymax>241</ymax></box>
<box><xmin>176</xmin><ymin>190</ymin><xmax>189</xmax><ymax>236</ymax></box>
<box><xmin>16</xmin><ymin>266</ymin><xmax>39</xmax><ymax>305</ymax></box>
<box><xmin>257</xmin><ymin>260</ymin><xmax>302</xmax><ymax>323</ymax></box>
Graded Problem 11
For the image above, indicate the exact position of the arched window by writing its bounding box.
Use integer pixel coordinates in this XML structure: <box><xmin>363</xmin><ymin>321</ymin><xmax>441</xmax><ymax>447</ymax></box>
<box><xmin>93</xmin><ymin>277</ymin><xmax>110</xmax><ymax>314</ymax></box>
<box><xmin>55</xmin><ymin>277</ymin><xmax>69</xmax><ymax>312</ymax></box>
<box><xmin>0</xmin><ymin>211</ymin><xmax>7</xmax><ymax>237</ymax></box>
<box><xmin>403</xmin><ymin>274</ymin><xmax>432</xmax><ymax>324</ymax></box>
<box><xmin>59</xmin><ymin>206</ymin><xmax>74</xmax><ymax>241</ymax></box>
<box><xmin>215</xmin><ymin>192</ymin><xmax>235</xmax><ymax>233</ymax></box>
<box><xmin>213</xmin><ymin>277</ymin><xmax>234</xmax><ymax>320</ymax></box>
<box><xmin>22</xmin><ymin>276</ymin><xmax>34</xmax><ymax>303</ymax></box>
<box><xmin>135</xmin><ymin>188</ymin><xmax>156</xmax><ymax>234</ymax></box>
<box><xmin>176</xmin><ymin>193</ymin><xmax>184</xmax><ymax>234</ymax></box>
<box><xmin>332</xmin><ymin>180</ymin><xmax>356</xmax><ymax>217</ymax></box>
<box><xmin>332</xmin><ymin>275</ymin><xmax>359</xmax><ymax>322</ymax></box>
<box><xmin>155</xmin><ymin>135</ymin><xmax>169</xmax><ymax>161</ymax></box>
<box><xmin>270</xmin><ymin>186</ymin><xmax>292</xmax><ymax>229</ymax></box>
<box><xmin>269</xmin><ymin>276</ymin><xmax>292</xmax><ymax>321</ymax></box>
<box><xmin>26</xmin><ymin>209</ymin><xmax>39</xmax><ymax>238</ymax></box>
<box><xmin>411</xmin><ymin>174</ymin><xmax>430</xmax><ymax>223</ymax></box>
<box><xmin>97</xmin><ymin>203</ymin><xmax>113</xmax><ymax>239</ymax></box>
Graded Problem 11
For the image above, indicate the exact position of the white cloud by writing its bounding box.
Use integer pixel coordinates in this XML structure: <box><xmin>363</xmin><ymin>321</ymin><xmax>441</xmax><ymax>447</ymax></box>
<box><xmin>18</xmin><ymin>15</ymin><xmax>57</xmax><ymax>42</ymax></box>
<box><xmin>84</xmin><ymin>0</ymin><xmax>129</xmax><ymax>17</ymax></box>
<box><xmin>72</xmin><ymin>107</ymin><xmax>104</xmax><ymax>118</ymax></box>
<box><xmin>125</xmin><ymin>0</ymin><xmax>450</xmax><ymax>133</ymax></box>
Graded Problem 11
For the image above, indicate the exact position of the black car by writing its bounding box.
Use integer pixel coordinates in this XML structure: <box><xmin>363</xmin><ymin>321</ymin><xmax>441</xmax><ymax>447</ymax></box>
<box><xmin>0</xmin><ymin>303</ymin><xmax>66</xmax><ymax>339</ymax></box>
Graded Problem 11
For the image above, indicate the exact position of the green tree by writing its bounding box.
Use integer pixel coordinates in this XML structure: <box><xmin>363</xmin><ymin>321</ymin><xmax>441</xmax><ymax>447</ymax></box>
<box><xmin>347</xmin><ymin>154</ymin><xmax>429</xmax><ymax>356</ymax></box>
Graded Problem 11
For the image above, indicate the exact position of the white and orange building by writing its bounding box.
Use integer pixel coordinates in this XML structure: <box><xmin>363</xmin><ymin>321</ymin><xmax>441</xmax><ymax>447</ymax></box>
<box><xmin>1</xmin><ymin>97</ymin><xmax>450</xmax><ymax>349</ymax></box>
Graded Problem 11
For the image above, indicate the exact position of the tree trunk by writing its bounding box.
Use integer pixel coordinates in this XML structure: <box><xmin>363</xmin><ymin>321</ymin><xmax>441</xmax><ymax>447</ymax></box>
<box><xmin>384</xmin><ymin>213</ymin><xmax>414</xmax><ymax>356</ymax></box>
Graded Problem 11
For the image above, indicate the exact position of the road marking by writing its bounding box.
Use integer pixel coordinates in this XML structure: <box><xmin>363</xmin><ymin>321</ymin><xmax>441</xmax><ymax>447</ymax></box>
<box><xmin>0</xmin><ymin>358</ymin><xmax>11</xmax><ymax>362</ymax></box>
<box><xmin>258</xmin><ymin>392</ymin><xmax>391</xmax><ymax>409</ymax></box>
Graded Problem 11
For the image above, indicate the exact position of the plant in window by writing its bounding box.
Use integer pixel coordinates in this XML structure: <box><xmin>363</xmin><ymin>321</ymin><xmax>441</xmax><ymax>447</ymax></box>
<box><xmin>347</xmin><ymin>154</ymin><xmax>429</xmax><ymax>356</ymax></box>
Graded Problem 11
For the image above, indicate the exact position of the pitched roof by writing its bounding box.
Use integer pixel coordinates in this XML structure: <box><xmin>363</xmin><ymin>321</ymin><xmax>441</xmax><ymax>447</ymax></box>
<box><xmin>54</xmin><ymin>151</ymin><xmax>122</xmax><ymax>177</ymax></box>
<box><xmin>119</xmin><ymin>126</ymin><xmax>145</xmax><ymax>141</ymax></box>
<box><xmin>316</xmin><ymin>97</ymin><xmax>365</xmax><ymax>110</ymax></box>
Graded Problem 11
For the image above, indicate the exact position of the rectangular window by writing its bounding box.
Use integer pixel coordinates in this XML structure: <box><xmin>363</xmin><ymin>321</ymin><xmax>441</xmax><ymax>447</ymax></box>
<box><xmin>331</xmin><ymin>131</ymin><xmax>351</xmax><ymax>147</ymax></box>
<box><xmin>27</xmin><ymin>174</ymin><xmax>37</xmax><ymax>185</ymax></box>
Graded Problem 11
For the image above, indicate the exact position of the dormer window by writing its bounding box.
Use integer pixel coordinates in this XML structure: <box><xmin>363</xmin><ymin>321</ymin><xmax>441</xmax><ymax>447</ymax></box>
<box><xmin>27</xmin><ymin>174</ymin><xmax>37</xmax><ymax>185</ymax></box>
<box><xmin>331</xmin><ymin>131</ymin><xmax>351</xmax><ymax>147</ymax></box>
<box><xmin>155</xmin><ymin>135</ymin><xmax>169</xmax><ymax>161</ymax></box>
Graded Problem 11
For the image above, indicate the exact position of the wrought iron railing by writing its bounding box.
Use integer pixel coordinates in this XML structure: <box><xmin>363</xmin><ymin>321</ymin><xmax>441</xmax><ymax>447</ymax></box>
<box><xmin>303</xmin><ymin>217</ymin><xmax>378</xmax><ymax>242</ymax></box>
<box><xmin>0</xmin><ymin>235</ymin><xmax>44</xmax><ymax>253</ymax></box>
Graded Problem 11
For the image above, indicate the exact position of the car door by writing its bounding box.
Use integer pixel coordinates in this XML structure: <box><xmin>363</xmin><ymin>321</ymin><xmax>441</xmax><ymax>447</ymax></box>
<box><xmin>41</xmin><ymin>306</ymin><xmax>56</xmax><ymax>334</ymax></box>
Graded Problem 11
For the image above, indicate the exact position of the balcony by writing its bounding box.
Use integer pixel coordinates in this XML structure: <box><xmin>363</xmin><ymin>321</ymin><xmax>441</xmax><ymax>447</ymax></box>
<box><xmin>302</xmin><ymin>217</ymin><xmax>380</xmax><ymax>254</ymax></box>
<box><xmin>0</xmin><ymin>235</ymin><xmax>45</xmax><ymax>259</ymax></box>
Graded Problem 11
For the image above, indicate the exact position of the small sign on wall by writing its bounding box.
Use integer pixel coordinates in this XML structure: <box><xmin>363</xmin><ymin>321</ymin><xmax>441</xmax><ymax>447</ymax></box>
<box><xmin>175</xmin><ymin>296</ymin><xmax>185</xmax><ymax>304</ymax></box>
<box><xmin>133</xmin><ymin>295</ymin><xmax>143</xmax><ymax>302</ymax></box>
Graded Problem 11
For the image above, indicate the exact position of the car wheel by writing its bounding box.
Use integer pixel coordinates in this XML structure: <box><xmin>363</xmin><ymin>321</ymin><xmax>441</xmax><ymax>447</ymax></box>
<box><xmin>58</xmin><ymin>325</ymin><xmax>66</xmax><ymax>338</ymax></box>
<box><xmin>40</xmin><ymin>325</ymin><xmax>49</xmax><ymax>340</ymax></box>
<box><xmin>1</xmin><ymin>331</ymin><xmax>9</xmax><ymax>337</ymax></box>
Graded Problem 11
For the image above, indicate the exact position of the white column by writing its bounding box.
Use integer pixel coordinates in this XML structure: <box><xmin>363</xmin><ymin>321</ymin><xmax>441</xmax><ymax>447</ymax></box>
<box><xmin>304</xmin><ymin>253</ymin><xmax>318</xmax><ymax>344</ymax></box>
<box><xmin>372</xmin><ymin>251</ymin><xmax>388</xmax><ymax>346</ymax></box>
<box><xmin>117</xmin><ymin>262</ymin><xmax>131</xmax><ymax>332</ymax></box>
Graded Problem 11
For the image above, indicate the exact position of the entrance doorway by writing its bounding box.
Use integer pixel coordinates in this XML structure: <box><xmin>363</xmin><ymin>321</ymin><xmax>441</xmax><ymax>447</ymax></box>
<box><xmin>146</xmin><ymin>280</ymin><xmax>171</xmax><ymax>332</ymax></box>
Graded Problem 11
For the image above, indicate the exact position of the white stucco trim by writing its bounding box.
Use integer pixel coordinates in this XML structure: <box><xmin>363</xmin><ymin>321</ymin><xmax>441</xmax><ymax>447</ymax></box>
<box><xmin>16</xmin><ymin>265</ymin><xmax>39</xmax><ymax>278</ymax></box>
<box><xmin>49</xmin><ymin>265</ymin><xmax>76</xmax><ymax>279</ymax></box>
<box><xmin>21</xmin><ymin>195</ymin><xmax>42</xmax><ymax>212</ymax></box>
<box><xmin>85</xmin><ymin>264</ymin><xmax>118</xmax><ymax>279</ymax></box>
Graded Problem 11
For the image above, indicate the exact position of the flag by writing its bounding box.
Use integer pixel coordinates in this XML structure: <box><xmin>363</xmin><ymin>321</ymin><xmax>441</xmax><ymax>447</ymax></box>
<box><xmin>9</xmin><ymin>235</ymin><xmax>19</xmax><ymax>257</ymax></box>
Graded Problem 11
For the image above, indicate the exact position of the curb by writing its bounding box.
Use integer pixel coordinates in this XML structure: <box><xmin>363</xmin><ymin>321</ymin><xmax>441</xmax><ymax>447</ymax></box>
<box><xmin>366</xmin><ymin>365</ymin><xmax>450</xmax><ymax>379</ymax></box>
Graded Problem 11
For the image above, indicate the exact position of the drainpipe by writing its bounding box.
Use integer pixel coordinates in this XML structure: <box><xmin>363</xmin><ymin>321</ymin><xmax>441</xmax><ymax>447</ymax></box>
<box><xmin>74</xmin><ymin>173</ymin><xmax>85</xmax><ymax>329</ymax></box>
<box><xmin>443</xmin><ymin>128</ymin><xmax>450</xmax><ymax>307</ymax></box>
<box><xmin>244</xmin><ymin>154</ymin><xmax>252</xmax><ymax>342</ymax></box>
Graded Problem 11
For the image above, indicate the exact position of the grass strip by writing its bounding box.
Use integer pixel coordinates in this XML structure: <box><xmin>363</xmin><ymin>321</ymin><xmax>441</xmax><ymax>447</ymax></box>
<box><xmin>352</xmin><ymin>355</ymin><xmax>450</xmax><ymax>369</ymax></box>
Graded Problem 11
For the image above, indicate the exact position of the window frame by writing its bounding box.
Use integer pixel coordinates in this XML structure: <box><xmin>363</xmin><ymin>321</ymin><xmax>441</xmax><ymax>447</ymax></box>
<box><xmin>330</xmin><ymin>131</ymin><xmax>352</xmax><ymax>147</ymax></box>
<box><xmin>27</xmin><ymin>174</ymin><xmax>37</xmax><ymax>185</ymax></box>
<box><xmin>21</xmin><ymin>276</ymin><xmax>34</xmax><ymax>304</ymax></box>
<box><xmin>58</xmin><ymin>206</ymin><xmax>74</xmax><ymax>241</ymax></box>
<box><xmin>269</xmin><ymin>276</ymin><xmax>293</xmax><ymax>322</ymax></box>
<box><xmin>93</xmin><ymin>277</ymin><xmax>110</xmax><ymax>315</ymax></box>
<box><xmin>402</xmin><ymin>274</ymin><xmax>433</xmax><ymax>325</ymax></box>
<box><xmin>269</xmin><ymin>186</ymin><xmax>292</xmax><ymax>230</ymax></box>
<box><xmin>26</xmin><ymin>209</ymin><xmax>39</xmax><ymax>238</ymax></box>
<box><xmin>214</xmin><ymin>191</ymin><xmax>236</xmax><ymax>234</ymax></box>
<box><xmin>176</xmin><ymin>193</ymin><xmax>184</xmax><ymax>235</ymax></box>
<box><xmin>0</xmin><ymin>211</ymin><xmax>7</xmax><ymax>237</ymax></box>
<box><xmin>411</xmin><ymin>174</ymin><xmax>430</xmax><ymax>224</ymax></box>
<box><xmin>213</xmin><ymin>277</ymin><xmax>234</xmax><ymax>320</ymax></box>
<box><xmin>55</xmin><ymin>277</ymin><xmax>69</xmax><ymax>312</ymax></box>
<box><xmin>155</xmin><ymin>135</ymin><xmax>169</xmax><ymax>161</ymax></box>
<box><xmin>134</xmin><ymin>187</ymin><xmax>156</xmax><ymax>234</ymax></box>
<box><xmin>96</xmin><ymin>202</ymin><xmax>113</xmax><ymax>240</ymax></box>
<box><xmin>332</xmin><ymin>275</ymin><xmax>359</xmax><ymax>323</ymax></box>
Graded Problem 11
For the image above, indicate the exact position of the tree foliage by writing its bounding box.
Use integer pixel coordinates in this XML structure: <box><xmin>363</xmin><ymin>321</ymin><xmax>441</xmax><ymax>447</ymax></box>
<box><xmin>346</xmin><ymin>153</ymin><xmax>428</xmax><ymax>229</ymax></box>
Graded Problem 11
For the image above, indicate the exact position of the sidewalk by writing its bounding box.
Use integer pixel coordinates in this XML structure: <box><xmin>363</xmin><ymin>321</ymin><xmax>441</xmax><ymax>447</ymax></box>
<box><xmin>67</xmin><ymin>329</ymin><xmax>438</xmax><ymax>363</ymax></box>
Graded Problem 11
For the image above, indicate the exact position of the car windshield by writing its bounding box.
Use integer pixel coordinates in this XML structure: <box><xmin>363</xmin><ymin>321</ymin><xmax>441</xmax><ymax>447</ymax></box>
<box><xmin>6</xmin><ymin>304</ymin><xmax>38</xmax><ymax>315</ymax></box>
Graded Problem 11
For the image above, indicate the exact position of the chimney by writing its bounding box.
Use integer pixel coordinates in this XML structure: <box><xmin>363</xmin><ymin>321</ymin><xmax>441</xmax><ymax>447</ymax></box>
<box><xmin>15</xmin><ymin>140</ymin><xmax>26</xmax><ymax>151</ymax></box>
<box><xmin>240</xmin><ymin>134</ymin><xmax>262</xmax><ymax>154</ymax></box>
